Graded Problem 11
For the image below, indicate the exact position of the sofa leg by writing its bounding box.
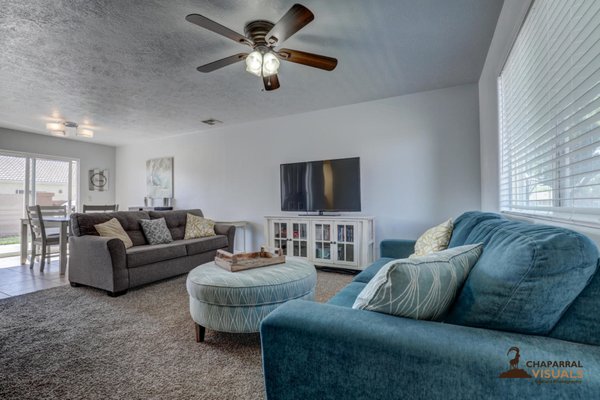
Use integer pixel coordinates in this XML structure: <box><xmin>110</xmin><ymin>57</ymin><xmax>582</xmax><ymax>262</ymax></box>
<box><xmin>107</xmin><ymin>290</ymin><xmax>127</xmax><ymax>297</ymax></box>
<box><xmin>70</xmin><ymin>282</ymin><xmax>81</xmax><ymax>287</ymax></box>
<box><xmin>195</xmin><ymin>323</ymin><xmax>206</xmax><ymax>343</ymax></box>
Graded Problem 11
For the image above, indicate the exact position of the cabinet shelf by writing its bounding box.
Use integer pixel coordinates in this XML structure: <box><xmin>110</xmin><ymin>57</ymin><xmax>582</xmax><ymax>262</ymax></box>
<box><xmin>265</xmin><ymin>215</ymin><xmax>375</xmax><ymax>270</ymax></box>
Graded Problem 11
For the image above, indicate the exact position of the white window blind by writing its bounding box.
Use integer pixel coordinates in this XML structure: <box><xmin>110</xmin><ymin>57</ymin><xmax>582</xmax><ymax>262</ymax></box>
<box><xmin>499</xmin><ymin>0</ymin><xmax>600</xmax><ymax>225</ymax></box>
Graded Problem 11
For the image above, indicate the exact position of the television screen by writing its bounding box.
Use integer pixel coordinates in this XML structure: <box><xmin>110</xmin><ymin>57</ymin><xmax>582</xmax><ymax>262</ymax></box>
<box><xmin>280</xmin><ymin>157</ymin><xmax>361</xmax><ymax>212</ymax></box>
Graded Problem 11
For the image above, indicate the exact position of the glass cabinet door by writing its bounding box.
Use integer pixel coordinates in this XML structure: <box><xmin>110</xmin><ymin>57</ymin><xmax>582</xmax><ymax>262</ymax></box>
<box><xmin>290</xmin><ymin>221</ymin><xmax>308</xmax><ymax>258</ymax></box>
<box><xmin>335</xmin><ymin>223</ymin><xmax>357</xmax><ymax>264</ymax></box>
<box><xmin>272</xmin><ymin>221</ymin><xmax>289</xmax><ymax>255</ymax></box>
<box><xmin>313</xmin><ymin>222</ymin><xmax>333</xmax><ymax>262</ymax></box>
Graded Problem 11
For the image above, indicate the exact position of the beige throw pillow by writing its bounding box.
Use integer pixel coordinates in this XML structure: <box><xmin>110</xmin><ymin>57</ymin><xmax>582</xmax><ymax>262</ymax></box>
<box><xmin>410</xmin><ymin>219</ymin><xmax>453</xmax><ymax>258</ymax></box>
<box><xmin>184</xmin><ymin>213</ymin><xmax>216</xmax><ymax>239</ymax></box>
<box><xmin>94</xmin><ymin>218</ymin><xmax>134</xmax><ymax>249</ymax></box>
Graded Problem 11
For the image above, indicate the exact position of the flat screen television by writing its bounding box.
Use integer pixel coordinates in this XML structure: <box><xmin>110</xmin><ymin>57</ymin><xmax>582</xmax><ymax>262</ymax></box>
<box><xmin>280</xmin><ymin>157</ymin><xmax>361</xmax><ymax>212</ymax></box>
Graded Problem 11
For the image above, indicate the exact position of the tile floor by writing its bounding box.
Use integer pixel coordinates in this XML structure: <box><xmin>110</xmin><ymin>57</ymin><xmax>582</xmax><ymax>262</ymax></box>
<box><xmin>0</xmin><ymin>256</ymin><xmax>68</xmax><ymax>298</ymax></box>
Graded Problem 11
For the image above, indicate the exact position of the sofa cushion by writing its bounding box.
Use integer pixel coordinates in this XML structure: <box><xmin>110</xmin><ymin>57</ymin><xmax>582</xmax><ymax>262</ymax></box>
<box><xmin>140</xmin><ymin>218</ymin><xmax>173</xmax><ymax>245</ymax></box>
<box><xmin>327</xmin><ymin>282</ymin><xmax>368</xmax><ymax>308</ymax></box>
<box><xmin>353</xmin><ymin>257</ymin><xmax>394</xmax><ymax>284</ymax></box>
<box><xmin>70</xmin><ymin>211</ymin><xmax>150</xmax><ymax>246</ymax></box>
<box><xmin>448</xmin><ymin>211</ymin><xmax>502</xmax><ymax>248</ymax></box>
<box><xmin>184</xmin><ymin>236</ymin><xmax>228</xmax><ymax>255</ymax></box>
<box><xmin>126</xmin><ymin>241</ymin><xmax>187</xmax><ymax>268</ymax></box>
<box><xmin>149</xmin><ymin>209</ymin><xmax>203</xmax><ymax>240</ymax></box>
<box><xmin>353</xmin><ymin>244</ymin><xmax>482</xmax><ymax>321</ymax></box>
<box><xmin>445</xmin><ymin>216</ymin><xmax>599</xmax><ymax>335</ymax></box>
<box><xmin>549</xmin><ymin>265</ymin><xmax>600</xmax><ymax>346</ymax></box>
<box><xmin>94</xmin><ymin>218</ymin><xmax>133</xmax><ymax>249</ymax></box>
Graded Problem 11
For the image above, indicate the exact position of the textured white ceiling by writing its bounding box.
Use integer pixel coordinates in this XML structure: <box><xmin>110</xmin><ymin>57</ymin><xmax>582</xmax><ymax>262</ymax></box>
<box><xmin>0</xmin><ymin>0</ymin><xmax>503</xmax><ymax>146</ymax></box>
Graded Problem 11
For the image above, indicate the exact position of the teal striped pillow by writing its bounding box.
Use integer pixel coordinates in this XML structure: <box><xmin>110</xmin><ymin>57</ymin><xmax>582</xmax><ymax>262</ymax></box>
<box><xmin>353</xmin><ymin>244</ymin><xmax>483</xmax><ymax>321</ymax></box>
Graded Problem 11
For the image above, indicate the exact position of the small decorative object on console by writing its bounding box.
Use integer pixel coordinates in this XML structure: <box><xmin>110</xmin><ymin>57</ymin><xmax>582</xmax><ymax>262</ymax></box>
<box><xmin>215</xmin><ymin>247</ymin><xmax>285</xmax><ymax>272</ymax></box>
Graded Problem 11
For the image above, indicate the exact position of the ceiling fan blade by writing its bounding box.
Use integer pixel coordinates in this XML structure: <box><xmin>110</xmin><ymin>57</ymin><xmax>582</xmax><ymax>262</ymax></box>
<box><xmin>186</xmin><ymin>14</ymin><xmax>253</xmax><ymax>47</ymax></box>
<box><xmin>265</xmin><ymin>4</ymin><xmax>314</xmax><ymax>45</ymax></box>
<box><xmin>263</xmin><ymin>74</ymin><xmax>280</xmax><ymax>91</ymax></box>
<box><xmin>277</xmin><ymin>49</ymin><xmax>337</xmax><ymax>71</ymax></box>
<box><xmin>196</xmin><ymin>53</ymin><xmax>248</xmax><ymax>73</ymax></box>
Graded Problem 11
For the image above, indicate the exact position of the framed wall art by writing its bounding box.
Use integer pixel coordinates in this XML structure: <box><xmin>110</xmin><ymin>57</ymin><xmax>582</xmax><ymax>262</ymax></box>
<box><xmin>146</xmin><ymin>157</ymin><xmax>173</xmax><ymax>198</ymax></box>
<box><xmin>89</xmin><ymin>169</ymin><xmax>109</xmax><ymax>192</ymax></box>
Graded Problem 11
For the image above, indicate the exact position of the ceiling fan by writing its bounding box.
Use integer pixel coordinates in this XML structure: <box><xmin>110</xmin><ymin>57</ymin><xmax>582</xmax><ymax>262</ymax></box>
<box><xmin>185</xmin><ymin>4</ymin><xmax>338</xmax><ymax>91</ymax></box>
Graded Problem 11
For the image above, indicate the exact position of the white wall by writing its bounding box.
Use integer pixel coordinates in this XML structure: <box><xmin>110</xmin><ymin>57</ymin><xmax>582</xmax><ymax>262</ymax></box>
<box><xmin>0</xmin><ymin>127</ymin><xmax>116</xmax><ymax>206</ymax></box>
<box><xmin>479</xmin><ymin>0</ymin><xmax>532</xmax><ymax>211</ymax></box>
<box><xmin>116</xmin><ymin>84</ymin><xmax>481</xmax><ymax>252</ymax></box>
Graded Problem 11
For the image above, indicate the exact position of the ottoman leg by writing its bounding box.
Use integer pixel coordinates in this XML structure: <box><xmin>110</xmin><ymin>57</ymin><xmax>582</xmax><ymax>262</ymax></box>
<box><xmin>195</xmin><ymin>323</ymin><xmax>206</xmax><ymax>343</ymax></box>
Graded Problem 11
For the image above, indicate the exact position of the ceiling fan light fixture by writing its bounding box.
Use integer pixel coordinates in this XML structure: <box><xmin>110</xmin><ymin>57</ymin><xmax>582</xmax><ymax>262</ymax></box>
<box><xmin>245</xmin><ymin>50</ymin><xmax>263</xmax><ymax>77</ymax></box>
<box><xmin>77</xmin><ymin>128</ymin><xmax>94</xmax><ymax>138</ymax></box>
<box><xmin>188</xmin><ymin>4</ymin><xmax>335</xmax><ymax>91</ymax></box>
<box><xmin>262</xmin><ymin>51</ymin><xmax>280</xmax><ymax>77</ymax></box>
<box><xmin>46</xmin><ymin>121</ymin><xmax>63</xmax><ymax>131</ymax></box>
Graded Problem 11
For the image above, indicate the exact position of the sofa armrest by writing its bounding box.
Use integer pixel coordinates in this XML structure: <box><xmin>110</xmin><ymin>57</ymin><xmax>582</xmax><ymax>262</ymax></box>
<box><xmin>214</xmin><ymin>224</ymin><xmax>236</xmax><ymax>253</ymax></box>
<box><xmin>68</xmin><ymin>235</ymin><xmax>128</xmax><ymax>293</ymax></box>
<box><xmin>261</xmin><ymin>300</ymin><xmax>600</xmax><ymax>400</ymax></box>
<box><xmin>380</xmin><ymin>239</ymin><xmax>415</xmax><ymax>258</ymax></box>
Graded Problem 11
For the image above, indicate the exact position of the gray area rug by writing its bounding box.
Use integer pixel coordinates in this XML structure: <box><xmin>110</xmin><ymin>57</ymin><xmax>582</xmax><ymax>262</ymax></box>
<box><xmin>0</xmin><ymin>270</ymin><xmax>353</xmax><ymax>400</ymax></box>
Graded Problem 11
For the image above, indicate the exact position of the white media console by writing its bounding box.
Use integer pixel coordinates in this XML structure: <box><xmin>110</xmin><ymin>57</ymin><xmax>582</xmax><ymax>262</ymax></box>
<box><xmin>264</xmin><ymin>215</ymin><xmax>375</xmax><ymax>270</ymax></box>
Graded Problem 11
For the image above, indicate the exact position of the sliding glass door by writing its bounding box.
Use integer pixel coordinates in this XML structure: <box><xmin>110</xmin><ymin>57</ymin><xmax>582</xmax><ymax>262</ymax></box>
<box><xmin>0</xmin><ymin>154</ymin><xmax>27</xmax><ymax>256</ymax></box>
<box><xmin>0</xmin><ymin>151</ymin><xmax>79</xmax><ymax>257</ymax></box>
<box><xmin>32</xmin><ymin>157</ymin><xmax>77</xmax><ymax>212</ymax></box>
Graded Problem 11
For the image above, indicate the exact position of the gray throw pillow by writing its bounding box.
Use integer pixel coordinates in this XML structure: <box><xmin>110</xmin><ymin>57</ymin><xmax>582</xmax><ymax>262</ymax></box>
<box><xmin>353</xmin><ymin>244</ymin><xmax>483</xmax><ymax>321</ymax></box>
<box><xmin>139</xmin><ymin>218</ymin><xmax>173</xmax><ymax>245</ymax></box>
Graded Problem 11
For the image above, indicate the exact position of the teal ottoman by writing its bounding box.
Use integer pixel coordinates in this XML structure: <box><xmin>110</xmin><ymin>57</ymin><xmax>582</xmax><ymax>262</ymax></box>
<box><xmin>186</xmin><ymin>258</ymin><xmax>317</xmax><ymax>342</ymax></box>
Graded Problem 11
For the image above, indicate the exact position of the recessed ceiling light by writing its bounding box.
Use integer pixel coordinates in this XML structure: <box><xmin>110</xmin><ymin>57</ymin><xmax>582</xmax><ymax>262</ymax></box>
<box><xmin>50</xmin><ymin>129</ymin><xmax>66</xmax><ymax>136</ymax></box>
<box><xmin>202</xmin><ymin>118</ymin><xmax>222</xmax><ymax>126</ymax></box>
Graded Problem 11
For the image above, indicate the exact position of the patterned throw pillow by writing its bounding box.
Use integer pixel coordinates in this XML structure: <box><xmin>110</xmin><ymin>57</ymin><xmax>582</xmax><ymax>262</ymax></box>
<box><xmin>184</xmin><ymin>213</ymin><xmax>216</xmax><ymax>239</ymax></box>
<box><xmin>353</xmin><ymin>244</ymin><xmax>483</xmax><ymax>321</ymax></box>
<box><xmin>410</xmin><ymin>219</ymin><xmax>453</xmax><ymax>257</ymax></box>
<box><xmin>94</xmin><ymin>218</ymin><xmax>134</xmax><ymax>249</ymax></box>
<box><xmin>139</xmin><ymin>218</ymin><xmax>173</xmax><ymax>245</ymax></box>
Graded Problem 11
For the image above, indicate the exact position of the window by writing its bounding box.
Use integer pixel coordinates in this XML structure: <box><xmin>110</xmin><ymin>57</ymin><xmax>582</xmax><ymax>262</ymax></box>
<box><xmin>499</xmin><ymin>0</ymin><xmax>600</xmax><ymax>224</ymax></box>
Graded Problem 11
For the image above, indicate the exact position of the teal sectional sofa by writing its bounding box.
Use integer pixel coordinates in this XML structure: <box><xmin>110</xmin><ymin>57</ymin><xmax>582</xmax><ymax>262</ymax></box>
<box><xmin>260</xmin><ymin>211</ymin><xmax>600</xmax><ymax>399</ymax></box>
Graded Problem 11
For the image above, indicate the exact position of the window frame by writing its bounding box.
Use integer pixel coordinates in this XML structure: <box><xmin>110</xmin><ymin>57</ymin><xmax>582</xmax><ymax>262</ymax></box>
<box><xmin>0</xmin><ymin>149</ymin><xmax>81</xmax><ymax>216</ymax></box>
<box><xmin>497</xmin><ymin>0</ymin><xmax>600</xmax><ymax>228</ymax></box>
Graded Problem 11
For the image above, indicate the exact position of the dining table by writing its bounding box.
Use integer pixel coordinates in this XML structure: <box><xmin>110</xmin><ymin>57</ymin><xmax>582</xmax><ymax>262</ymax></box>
<box><xmin>20</xmin><ymin>217</ymin><xmax>70</xmax><ymax>275</ymax></box>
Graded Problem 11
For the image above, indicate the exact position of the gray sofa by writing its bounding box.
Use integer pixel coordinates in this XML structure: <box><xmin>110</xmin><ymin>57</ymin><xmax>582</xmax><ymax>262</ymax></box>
<box><xmin>68</xmin><ymin>209</ymin><xmax>235</xmax><ymax>296</ymax></box>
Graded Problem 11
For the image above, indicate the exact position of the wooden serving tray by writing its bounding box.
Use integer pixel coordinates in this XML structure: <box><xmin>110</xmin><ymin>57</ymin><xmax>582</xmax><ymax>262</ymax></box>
<box><xmin>215</xmin><ymin>247</ymin><xmax>286</xmax><ymax>272</ymax></box>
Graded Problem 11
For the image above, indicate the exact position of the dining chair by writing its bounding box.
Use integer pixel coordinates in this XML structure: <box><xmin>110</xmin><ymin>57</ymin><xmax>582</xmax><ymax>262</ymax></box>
<box><xmin>38</xmin><ymin>205</ymin><xmax>68</xmax><ymax>236</ymax></box>
<box><xmin>82</xmin><ymin>204</ymin><xmax>119</xmax><ymax>213</ymax></box>
<box><xmin>26</xmin><ymin>205</ymin><xmax>60</xmax><ymax>272</ymax></box>
<box><xmin>38</xmin><ymin>205</ymin><xmax>67</xmax><ymax>217</ymax></box>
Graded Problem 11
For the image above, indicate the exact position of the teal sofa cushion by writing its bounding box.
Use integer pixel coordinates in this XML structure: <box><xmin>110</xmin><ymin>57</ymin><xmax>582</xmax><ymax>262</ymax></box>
<box><xmin>353</xmin><ymin>257</ymin><xmax>394</xmax><ymax>284</ymax></box>
<box><xmin>549</xmin><ymin>265</ymin><xmax>600</xmax><ymax>345</ymax></box>
<box><xmin>327</xmin><ymin>282</ymin><xmax>367</xmax><ymax>307</ymax></box>
<box><xmin>447</xmin><ymin>211</ymin><xmax>502</xmax><ymax>247</ymax></box>
<box><xmin>446</xmin><ymin>215</ymin><xmax>598</xmax><ymax>334</ymax></box>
